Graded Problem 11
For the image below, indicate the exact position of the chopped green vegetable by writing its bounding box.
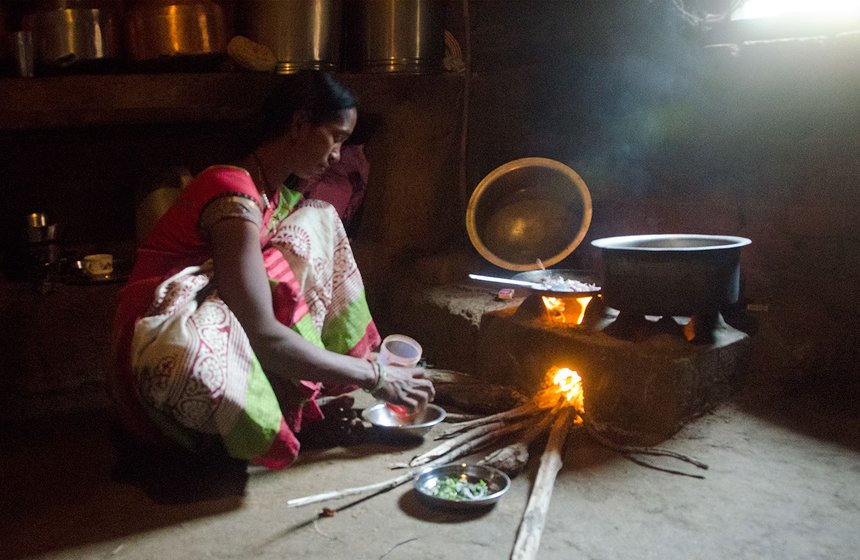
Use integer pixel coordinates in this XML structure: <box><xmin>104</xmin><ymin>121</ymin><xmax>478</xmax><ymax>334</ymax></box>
<box><xmin>429</xmin><ymin>476</ymin><xmax>489</xmax><ymax>501</ymax></box>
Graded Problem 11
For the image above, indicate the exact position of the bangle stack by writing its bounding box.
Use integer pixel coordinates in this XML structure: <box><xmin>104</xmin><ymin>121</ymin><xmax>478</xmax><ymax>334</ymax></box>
<box><xmin>365</xmin><ymin>360</ymin><xmax>388</xmax><ymax>394</ymax></box>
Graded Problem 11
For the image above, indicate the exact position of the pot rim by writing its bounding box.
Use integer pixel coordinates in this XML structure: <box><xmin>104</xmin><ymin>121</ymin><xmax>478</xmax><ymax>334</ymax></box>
<box><xmin>591</xmin><ymin>233</ymin><xmax>751</xmax><ymax>251</ymax></box>
<box><xmin>466</xmin><ymin>157</ymin><xmax>593</xmax><ymax>271</ymax></box>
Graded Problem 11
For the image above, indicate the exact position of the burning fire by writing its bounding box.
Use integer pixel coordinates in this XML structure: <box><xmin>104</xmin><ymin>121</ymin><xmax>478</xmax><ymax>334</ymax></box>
<box><xmin>541</xmin><ymin>296</ymin><xmax>593</xmax><ymax>325</ymax></box>
<box><xmin>534</xmin><ymin>366</ymin><xmax>585</xmax><ymax>422</ymax></box>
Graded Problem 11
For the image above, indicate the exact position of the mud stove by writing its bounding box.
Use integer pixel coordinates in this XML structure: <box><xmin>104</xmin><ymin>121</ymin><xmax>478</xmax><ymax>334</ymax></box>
<box><xmin>396</xmin><ymin>235</ymin><xmax>753</xmax><ymax>445</ymax></box>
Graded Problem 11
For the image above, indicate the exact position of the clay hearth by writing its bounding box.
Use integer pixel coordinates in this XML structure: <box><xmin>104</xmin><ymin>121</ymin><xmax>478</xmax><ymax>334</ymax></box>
<box><xmin>391</xmin><ymin>284</ymin><xmax>751</xmax><ymax>445</ymax></box>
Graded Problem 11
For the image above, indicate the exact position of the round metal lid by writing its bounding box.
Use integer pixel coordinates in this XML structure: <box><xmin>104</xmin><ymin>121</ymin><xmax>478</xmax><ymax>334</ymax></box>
<box><xmin>466</xmin><ymin>157</ymin><xmax>593</xmax><ymax>271</ymax></box>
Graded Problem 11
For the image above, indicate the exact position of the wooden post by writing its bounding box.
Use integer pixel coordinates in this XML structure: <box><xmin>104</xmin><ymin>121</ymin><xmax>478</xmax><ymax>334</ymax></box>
<box><xmin>509</xmin><ymin>407</ymin><xmax>574</xmax><ymax>560</ymax></box>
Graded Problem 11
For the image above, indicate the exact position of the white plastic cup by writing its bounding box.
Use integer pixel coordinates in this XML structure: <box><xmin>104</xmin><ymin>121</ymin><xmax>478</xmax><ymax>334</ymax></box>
<box><xmin>378</xmin><ymin>334</ymin><xmax>422</xmax><ymax>367</ymax></box>
<box><xmin>83</xmin><ymin>253</ymin><xmax>113</xmax><ymax>279</ymax></box>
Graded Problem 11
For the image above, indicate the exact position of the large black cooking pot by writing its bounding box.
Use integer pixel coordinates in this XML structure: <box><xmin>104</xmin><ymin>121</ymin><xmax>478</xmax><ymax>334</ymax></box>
<box><xmin>591</xmin><ymin>234</ymin><xmax>751</xmax><ymax>317</ymax></box>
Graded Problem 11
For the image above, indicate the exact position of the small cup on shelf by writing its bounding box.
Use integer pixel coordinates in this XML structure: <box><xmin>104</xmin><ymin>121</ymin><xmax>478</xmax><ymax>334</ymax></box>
<box><xmin>82</xmin><ymin>253</ymin><xmax>113</xmax><ymax>279</ymax></box>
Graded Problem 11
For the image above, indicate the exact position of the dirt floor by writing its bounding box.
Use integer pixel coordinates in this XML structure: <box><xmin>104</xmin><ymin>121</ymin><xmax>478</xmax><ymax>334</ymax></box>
<box><xmin>2</xmin><ymin>369</ymin><xmax>859</xmax><ymax>560</ymax></box>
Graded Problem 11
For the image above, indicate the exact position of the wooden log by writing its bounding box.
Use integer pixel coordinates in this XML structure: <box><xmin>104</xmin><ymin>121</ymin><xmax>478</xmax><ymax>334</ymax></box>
<box><xmin>433</xmin><ymin>383</ymin><xmax>529</xmax><ymax>415</ymax></box>
<box><xmin>442</xmin><ymin>412</ymin><xmax>483</xmax><ymax>423</ymax></box>
<box><xmin>426</xmin><ymin>368</ymin><xmax>529</xmax><ymax>414</ymax></box>
<box><xmin>437</xmin><ymin>402</ymin><xmax>539</xmax><ymax>439</ymax></box>
<box><xmin>479</xmin><ymin>441</ymin><xmax>530</xmax><ymax>477</ymax></box>
<box><xmin>409</xmin><ymin>420</ymin><xmax>507</xmax><ymax>468</ymax></box>
<box><xmin>510</xmin><ymin>408</ymin><xmax>574</xmax><ymax>560</ymax></box>
<box><xmin>285</xmin><ymin>471</ymin><xmax>414</xmax><ymax>508</ymax></box>
<box><xmin>424</xmin><ymin>368</ymin><xmax>476</xmax><ymax>384</ymax></box>
<box><xmin>478</xmin><ymin>414</ymin><xmax>555</xmax><ymax>477</ymax></box>
<box><xmin>413</xmin><ymin>415</ymin><xmax>538</xmax><ymax>469</ymax></box>
<box><xmin>584</xmin><ymin>420</ymin><xmax>708</xmax><ymax>478</ymax></box>
<box><xmin>287</xmin><ymin>415</ymin><xmax>543</xmax><ymax>509</ymax></box>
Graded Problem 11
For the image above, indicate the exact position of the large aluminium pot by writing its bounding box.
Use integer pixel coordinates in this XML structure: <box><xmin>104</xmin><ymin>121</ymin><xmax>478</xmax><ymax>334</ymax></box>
<box><xmin>21</xmin><ymin>4</ymin><xmax>122</xmax><ymax>67</ymax></box>
<box><xmin>125</xmin><ymin>0</ymin><xmax>228</xmax><ymax>61</ymax></box>
<box><xmin>243</xmin><ymin>0</ymin><xmax>342</xmax><ymax>73</ymax></box>
<box><xmin>353</xmin><ymin>0</ymin><xmax>446</xmax><ymax>74</ymax></box>
<box><xmin>591</xmin><ymin>234</ymin><xmax>751</xmax><ymax>317</ymax></box>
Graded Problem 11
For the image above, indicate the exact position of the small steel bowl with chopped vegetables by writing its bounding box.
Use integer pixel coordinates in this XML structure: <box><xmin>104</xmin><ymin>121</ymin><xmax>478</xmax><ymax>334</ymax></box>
<box><xmin>413</xmin><ymin>463</ymin><xmax>511</xmax><ymax>509</ymax></box>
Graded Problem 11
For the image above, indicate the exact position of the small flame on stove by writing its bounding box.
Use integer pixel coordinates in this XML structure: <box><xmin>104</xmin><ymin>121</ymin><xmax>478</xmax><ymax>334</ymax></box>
<box><xmin>541</xmin><ymin>296</ymin><xmax>593</xmax><ymax>325</ymax></box>
<box><xmin>534</xmin><ymin>366</ymin><xmax>585</xmax><ymax>421</ymax></box>
<box><xmin>542</xmin><ymin>296</ymin><xmax>567</xmax><ymax>322</ymax></box>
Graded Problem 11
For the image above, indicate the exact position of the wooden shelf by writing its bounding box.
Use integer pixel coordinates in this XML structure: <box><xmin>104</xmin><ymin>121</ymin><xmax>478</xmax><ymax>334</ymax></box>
<box><xmin>0</xmin><ymin>71</ymin><xmax>465</xmax><ymax>131</ymax></box>
<box><xmin>0</xmin><ymin>72</ymin><xmax>276</xmax><ymax>130</ymax></box>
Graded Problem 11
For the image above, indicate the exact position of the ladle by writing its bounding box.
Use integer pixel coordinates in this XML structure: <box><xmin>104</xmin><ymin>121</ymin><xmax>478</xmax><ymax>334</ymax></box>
<box><xmin>468</xmin><ymin>274</ymin><xmax>543</xmax><ymax>289</ymax></box>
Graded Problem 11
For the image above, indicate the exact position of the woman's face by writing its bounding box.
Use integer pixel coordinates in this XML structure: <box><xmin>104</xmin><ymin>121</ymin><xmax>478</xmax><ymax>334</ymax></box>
<box><xmin>291</xmin><ymin>107</ymin><xmax>358</xmax><ymax>180</ymax></box>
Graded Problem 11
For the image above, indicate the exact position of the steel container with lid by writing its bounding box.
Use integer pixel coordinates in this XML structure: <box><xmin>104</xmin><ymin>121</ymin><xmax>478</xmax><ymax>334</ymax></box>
<box><xmin>351</xmin><ymin>0</ymin><xmax>446</xmax><ymax>74</ymax></box>
<box><xmin>22</xmin><ymin>2</ymin><xmax>122</xmax><ymax>68</ymax></box>
<box><xmin>125</xmin><ymin>0</ymin><xmax>229</xmax><ymax>62</ymax></box>
<box><xmin>242</xmin><ymin>0</ymin><xmax>342</xmax><ymax>74</ymax></box>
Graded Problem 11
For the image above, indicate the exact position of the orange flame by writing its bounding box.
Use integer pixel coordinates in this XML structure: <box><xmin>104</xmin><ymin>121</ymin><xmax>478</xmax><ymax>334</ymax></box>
<box><xmin>542</xmin><ymin>296</ymin><xmax>566</xmax><ymax>323</ymax></box>
<box><xmin>534</xmin><ymin>366</ymin><xmax>585</xmax><ymax>421</ymax></box>
<box><xmin>573</xmin><ymin>296</ymin><xmax>592</xmax><ymax>324</ymax></box>
<box><xmin>541</xmin><ymin>296</ymin><xmax>593</xmax><ymax>325</ymax></box>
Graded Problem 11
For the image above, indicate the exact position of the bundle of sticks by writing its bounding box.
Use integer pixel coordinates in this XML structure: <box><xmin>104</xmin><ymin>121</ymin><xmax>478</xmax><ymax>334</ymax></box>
<box><xmin>285</xmin><ymin>399</ymin><xmax>552</xmax><ymax>509</ymax></box>
<box><xmin>286</xmin><ymin>369</ymin><xmax>708</xmax><ymax>560</ymax></box>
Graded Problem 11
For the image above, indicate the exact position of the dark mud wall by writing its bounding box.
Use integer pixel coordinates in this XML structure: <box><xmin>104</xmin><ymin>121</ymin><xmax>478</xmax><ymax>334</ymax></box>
<box><xmin>465</xmin><ymin>0</ymin><xmax>860</xmax><ymax>392</ymax></box>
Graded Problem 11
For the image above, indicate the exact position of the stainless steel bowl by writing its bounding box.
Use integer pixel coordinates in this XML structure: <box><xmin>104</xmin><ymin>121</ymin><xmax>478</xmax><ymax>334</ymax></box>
<box><xmin>361</xmin><ymin>402</ymin><xmax>446</xmax><ymax>438</ymax></box>
<box><xmin>466</xmin><ymin>157</ymin><xmax>593</xmax><ymax>271</ymax></box>
<box><xmin>413</xmin><ymin>463</ymin><xmax>511</xmax><ymax>509</ymax></box>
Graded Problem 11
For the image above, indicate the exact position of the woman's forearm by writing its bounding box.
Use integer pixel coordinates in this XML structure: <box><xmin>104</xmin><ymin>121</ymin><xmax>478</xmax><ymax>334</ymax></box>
<box><xmin>249</xmin><ymin>325</ymin><xmax>377</xmax><ymax>390</ymax></box>
<box><xmin>210</xmin><ymin>218</ymin><xmax>377</xmax><ymax>391</ymax></box>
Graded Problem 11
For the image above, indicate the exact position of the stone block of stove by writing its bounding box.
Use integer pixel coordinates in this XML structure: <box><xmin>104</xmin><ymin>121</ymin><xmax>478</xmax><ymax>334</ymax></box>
<box><xmin>386</xmin><ymin>283</ymin><xmax>526</xmax><ymax>374</ymax></box>
<box><xmin>476</xmin><ymin>310</ymin><xmax>751</xmax><ymax>444</ymax></box>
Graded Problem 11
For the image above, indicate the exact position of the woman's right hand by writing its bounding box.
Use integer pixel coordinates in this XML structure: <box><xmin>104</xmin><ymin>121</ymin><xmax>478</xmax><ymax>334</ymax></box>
<box><xmin>371</xmin><ymin>364</ymin><xmax>435</xmax><ymax>414</ymax></box>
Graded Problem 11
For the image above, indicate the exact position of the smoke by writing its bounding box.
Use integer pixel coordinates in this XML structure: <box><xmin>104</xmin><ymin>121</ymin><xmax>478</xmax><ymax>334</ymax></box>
<box><xmin>541</xmin><ymin>1</ymin><xmax>713</xmax><ymax>194</ymax></box>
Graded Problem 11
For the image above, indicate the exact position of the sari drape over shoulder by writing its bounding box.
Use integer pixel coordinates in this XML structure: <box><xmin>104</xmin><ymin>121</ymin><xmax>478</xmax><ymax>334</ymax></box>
<box><xmin>110</xmin><ymin>165</ymin><xmax>380</xmax><ymax>469</ymax></box>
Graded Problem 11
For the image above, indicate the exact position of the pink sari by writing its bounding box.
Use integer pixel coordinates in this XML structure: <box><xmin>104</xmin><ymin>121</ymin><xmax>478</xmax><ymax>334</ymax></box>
<box><xmin>111</xmin><ymin>165</ymin><xmax>380</xmax><ymax>468</ymax></box>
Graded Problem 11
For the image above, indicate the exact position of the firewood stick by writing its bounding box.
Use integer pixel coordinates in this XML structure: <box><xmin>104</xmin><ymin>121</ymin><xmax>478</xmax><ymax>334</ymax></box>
<box><xmin>437</xmin><ymin>402</ymin><xmax>539</xmax><ymax>439</ymax></box>
<box><xmin>411</xmin><ymin>413</ymin><xmax>542</xmax><ymax>469</ymax></box>
<box><xmin>287</xmin><ymin>470</ymin><xmax>412</xmax><ymax>510</ymax></box>
<box><xmin>287</xmin><ymin>417</ymin><xmax>535</xmax><ymax>510</ymax></box>
<box><xmin>424</xmin><ymin>368</ymin><xmax>476</xmax><ymax>384</ymax></box>
<box><xmin>286</xmin><ymin>471</ymin><xmax>414</xmax><ymax>508</ymax></box>
<box><xmin>489</xmin><ymin>411</ymin><xmax>555</xmax><ymax>456</ymax></box>
<box><xmin>411</xmin><ymin>410</ymin><xmax>550</xmax><ymax>469</ymax></box>
<box><xmin>390</xmin><ymin>413</ymin><xmax>550</xmax><ymax>471</ymax></box>
<box><xmin>510</xmin><ymin>408</ymin><xmax>574</xmax><ymax>560</ymax></box>
<box><xmin>584</xmin><ymin>421</ymin><xmax>709</xmax><ymax>473</ymax></box>
<box><xmin>478</xmin><ymin>414</ymin><xmax>556</xmax><ymax>476</ymax></box>
<box><xmin>407</xmin><ymin>420</ymin><xmax>507</xmax><ymax>468</ymax></box>
<box><xmin>287</xmin><ymin>407</ymin><xmax>565</xmax><ymax>510</ymax></box>
<box><xmin>434</xmin><ymin>382</ymin><xmax>529</xmax><ymax>414</ymax></box>
<box><xmin>441</xmin><ymin>412</ymin><xmax>483</xmax><ymax>423</ymax></box>
<box><xmin>478</xmin><ymin>440</ymin><xmax>530</xmax><ymax>477</ymax></box>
